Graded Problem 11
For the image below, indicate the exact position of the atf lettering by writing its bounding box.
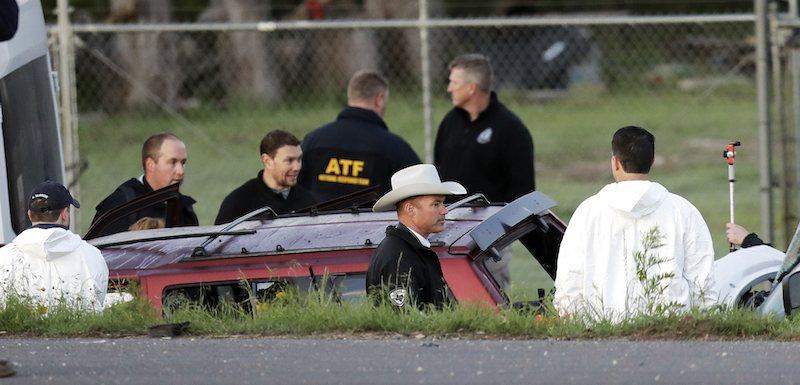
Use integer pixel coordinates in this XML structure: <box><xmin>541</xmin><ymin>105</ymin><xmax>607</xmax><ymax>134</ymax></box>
<box><xmin>339</xmin><ymin>159</ymin><xmax>353</xmax><ymax>175</ymax></box>
<box><xmin>319</xmin><ymin>174</ymin><xmax>338</xmax><ymax>182</ymax></box>
<box><xmin>351</xmin><ymin>161</ymin><xmax>364</xmax><ymax>176</ymax></box>
<box><xmin>317</xmin><ymin>174</ymin><xmax>370</xmax><ymax>186</ymax></box>
<box><xmin>325</xmin><ymin>158</ymin><xmax>341</xmax><ymax>175</ymax></box>
<box><xmin>323</xmin><ymin>158</ymin><xmax>365</xmax><ymax>176</ymax></box>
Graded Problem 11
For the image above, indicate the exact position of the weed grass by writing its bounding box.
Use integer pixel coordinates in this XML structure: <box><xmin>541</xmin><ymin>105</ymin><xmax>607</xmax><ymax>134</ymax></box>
<box><xmin>3</xmin><ymin>288</ymin><xmax>800</xmax><ymax>341</ymax></box>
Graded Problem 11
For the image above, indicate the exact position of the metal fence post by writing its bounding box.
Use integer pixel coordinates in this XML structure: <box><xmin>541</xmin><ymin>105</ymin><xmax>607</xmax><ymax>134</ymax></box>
<box><xmin>791</xmin><ymin>0</ymin><xmax>800</xmax><ymax>220</ymax></box>
<box><xmin>419</xmin><ymin>0</ymin><xmax>434</xmax><ymax>163</ymax></box>
<box><xmin>771</xmin><ymin>2</ymin><xmax>795</xmax><ymax>248</ymax></box>
<box><xmin>757</xmin><ymin>0</ymin><xmax>774</xmax><ymax>244</ymax></box>
<box><xmin>57</xmin><ymin>0</ymin><xmax>80</xmax><ymax>232</ymax></box>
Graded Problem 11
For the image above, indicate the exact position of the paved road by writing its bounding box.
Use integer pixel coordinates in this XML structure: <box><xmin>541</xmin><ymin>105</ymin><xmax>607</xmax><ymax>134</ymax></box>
<box><xmin>1</xmin><ymin>337</ymin><xmax>798</xmax><ymax>384</ymax></box>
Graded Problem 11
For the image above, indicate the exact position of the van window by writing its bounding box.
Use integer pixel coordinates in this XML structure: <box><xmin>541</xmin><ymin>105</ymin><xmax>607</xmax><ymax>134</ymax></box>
<box><xmin>0</xmin><ymin>55</ymin><xmax>64</xmax><ymax>234</ymax></box>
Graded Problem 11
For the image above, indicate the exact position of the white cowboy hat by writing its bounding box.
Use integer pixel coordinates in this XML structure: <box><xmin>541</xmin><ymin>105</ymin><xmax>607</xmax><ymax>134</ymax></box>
<box><xmin>373</xmin><ymin>164</ymin><xmax>466</xmax><ymax>212</ymax></box>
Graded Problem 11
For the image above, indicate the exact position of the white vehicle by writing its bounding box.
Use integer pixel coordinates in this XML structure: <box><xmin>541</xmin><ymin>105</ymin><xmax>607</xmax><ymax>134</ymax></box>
<box><xmin>714</xmin><ymin>225</ymin><xmax>800</xmax><ymax>318</ymax></box>
<box><xmin>0</xmin><ymin>0</ymin><xmax>66</xmax><ymax>243</ymax></box>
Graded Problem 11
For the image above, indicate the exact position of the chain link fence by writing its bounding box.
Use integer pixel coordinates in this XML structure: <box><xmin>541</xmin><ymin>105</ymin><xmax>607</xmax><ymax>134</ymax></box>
<box><xmin>62</xmin><ymin>19</ymin><xmax>755</xmax><ymax>115</ymax></box>
<box><xmin>46</xmin><ymin>14</ymin><xmax>758</xmax><ymax>233</ymax></box>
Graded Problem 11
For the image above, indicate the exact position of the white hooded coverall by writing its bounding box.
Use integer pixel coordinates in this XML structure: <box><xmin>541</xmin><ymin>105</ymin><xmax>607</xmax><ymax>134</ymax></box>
<box><xmin>0</xmin><ymin>226</ymin><xmax>108</xmax><ymax>312</ymax></box>
<box><xmin>553</xmin><ymin>180</ymin><xmax>718</xmax><ymax>320</ymax></box>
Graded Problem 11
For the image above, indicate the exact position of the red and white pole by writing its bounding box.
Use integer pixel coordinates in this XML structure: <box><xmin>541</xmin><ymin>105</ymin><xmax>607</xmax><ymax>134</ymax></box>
<box><xmin>724</xmin><ymin>141</ymin><xmax>741</xmax><ymax>252</ymax></box>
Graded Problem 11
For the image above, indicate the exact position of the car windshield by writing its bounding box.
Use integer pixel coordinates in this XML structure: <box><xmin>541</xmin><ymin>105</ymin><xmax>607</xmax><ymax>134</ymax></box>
<box><xmin>776</xmin><ymin>224</ymin><xmax>800</xmax><ymax>282</ymax></box>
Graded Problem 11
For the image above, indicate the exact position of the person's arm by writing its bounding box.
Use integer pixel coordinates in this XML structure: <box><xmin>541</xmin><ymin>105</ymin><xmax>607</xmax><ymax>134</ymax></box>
<box><xmin>0</xmin><ymin>0</ymin><xmax>19</xmax><ymax>42</ymax></box>
<box><xmin>397</xmin><ymin>139</ymin><xmax>421</xmax><ymax>167</ymax></box>
<box><xmin>91</xmin><ymin>190</ymin><xmax>132</xmax><ymax>236</ymax></box>
<box><xmin>433</xmin><ymin>120</ymin><xmax>445</xmax><ymax>166</ymax></box>
<box><xmin>684</xmin><ymin>210</ymin><xmax>718</xmax><ymax>308</ymax></box>
<box><xmin>501</xmin><ymin>121</ymin><xmax>535</xmax><ymax>201</ymax></box>
<box><xmin>552</xmin><ymin>206</ymin><xmax>587</xmax><ymax>316</ymax></box>
<box><xmin>214</xmin><ymin>193</ymin><xmax>241</xmax><ymax>225</ymax></box>
<box><xmin>726</xmin><ymin>222</ymin><xmax>766</xmax><ymax>248</ymax></box>
<box><xmin>390</xmin><ymin>253</ymin><xmax>425</xmax><ymax>309</ymax></box>
<box><xmin>88</xmin><ymin>247</ymin><xmax>109</xmax><ymax>312</ymax></box>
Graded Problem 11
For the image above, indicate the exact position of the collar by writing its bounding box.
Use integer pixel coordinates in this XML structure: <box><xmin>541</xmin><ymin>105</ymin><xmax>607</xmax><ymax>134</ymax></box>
<box><xmin>30</xmin><ymin>223</ymin><xmax>69</xmax><ymax>231</ymax></box>
<box><xmin>135</xmin><ymin>175</ymin><xmax>196</xmax><ymax>208</ymax></box>
<box><xmin>397</xmin><ymin>223</ymin><xmax>430</xmax><ymax>248</ymax></box>
<box><xmin>272</xmin><ymin>187</ymin><xmax>291</xmax><ymax>199</ymax></box>
<box><xmin>336</xmin><ymin>106</ymin><xmax>388</xmax><ymax>130</ymax></box>
<box><xmin>406</xmin><ymin>226</ymin><xmax>431</xmax><ymax>248</ymax></box>
<box><xmin>257</xmin><ymin>170</ymin><xmax>290</xmax><ymax>199</ymax></box>
<box><xmin>454</xmin><ymin>91</ymin><xmax>499</xmax><ymax>123</ymax></box>
<box><xmin>139</xmin><ymin>175</ymin><xmax>154</xmax><ymax>192</ymax></box>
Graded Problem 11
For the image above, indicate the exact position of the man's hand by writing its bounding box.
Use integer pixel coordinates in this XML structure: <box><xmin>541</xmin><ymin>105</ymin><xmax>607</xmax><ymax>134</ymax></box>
<box><xmin>726</xmin><ymin>223</ymin><xmax>749</xmax><ymax>246</ymax></box>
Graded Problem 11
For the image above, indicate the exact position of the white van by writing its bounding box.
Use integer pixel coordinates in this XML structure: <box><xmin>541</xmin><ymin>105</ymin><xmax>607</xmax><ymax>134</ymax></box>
<box><xmin>0</xmin><ymin>0</ymin><xmax>65</xmax><ymax>243</ymax></box>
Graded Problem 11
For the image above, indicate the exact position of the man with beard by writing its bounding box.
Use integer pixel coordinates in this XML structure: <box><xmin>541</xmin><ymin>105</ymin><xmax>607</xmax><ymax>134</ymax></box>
<box><xmin>215</xmin><ymin>130</ymin><xmax>316</xmax><ymax>224</ymax></box>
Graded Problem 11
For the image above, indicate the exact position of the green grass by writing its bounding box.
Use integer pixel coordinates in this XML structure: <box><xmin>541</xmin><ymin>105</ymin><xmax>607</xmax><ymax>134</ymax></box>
<box><xmin>3</xmin><ymin>288</ymin><xmax>800</xmax><ymax>341</ymax></box>
<box><xmin>77</xmin><ymin>83</ymin><xmax>773</xmax><ymax>298</ymax></box>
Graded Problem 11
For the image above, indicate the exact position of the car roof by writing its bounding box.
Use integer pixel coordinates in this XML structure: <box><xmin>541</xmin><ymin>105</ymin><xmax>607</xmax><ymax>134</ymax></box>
<box><xmin>93</xmin><ymin>205</ymin><xmax>504</xmax><ymax>272</ymax></box>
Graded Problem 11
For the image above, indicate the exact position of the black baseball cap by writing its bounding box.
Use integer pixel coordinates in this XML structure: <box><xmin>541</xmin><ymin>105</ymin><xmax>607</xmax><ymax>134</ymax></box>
<box><xmin>28</xmin><ymin>181</ymin><xmax>80</xmax><ymax>212</ymax></box>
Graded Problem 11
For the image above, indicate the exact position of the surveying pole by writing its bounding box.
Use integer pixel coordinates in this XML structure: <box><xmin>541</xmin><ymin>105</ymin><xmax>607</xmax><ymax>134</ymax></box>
<box><xmin>724</xmin><ymin>141</ymin><xmax>741</xmax><ymax>252</ymax></box>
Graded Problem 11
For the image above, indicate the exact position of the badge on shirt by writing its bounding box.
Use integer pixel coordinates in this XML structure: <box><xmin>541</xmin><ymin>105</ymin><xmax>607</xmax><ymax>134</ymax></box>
<box><xmin>390</xmin><ymin>288</ymin><xmax>407</xmax><ymax>307</ymax></box>
<box><xmin>477</xmin><ymin>128</ymin><xmax>493</xmax><ymax>144</ymax></box>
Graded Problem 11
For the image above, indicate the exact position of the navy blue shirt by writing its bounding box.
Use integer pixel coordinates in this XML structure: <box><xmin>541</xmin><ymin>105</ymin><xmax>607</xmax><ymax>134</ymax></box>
<box><xmin>299</xmin><ymin>107</ymin><xmax>420</xmax><ymax>203</ymax></box>
<box><xmin>215</xmin><ymin>170</ymin><xmax>316</xmax><ymax>225</ymax></box>
<box><xmin>92</xmin><ymin>177</ymin><xmax>198</xmax><ymax>237</ymax></box>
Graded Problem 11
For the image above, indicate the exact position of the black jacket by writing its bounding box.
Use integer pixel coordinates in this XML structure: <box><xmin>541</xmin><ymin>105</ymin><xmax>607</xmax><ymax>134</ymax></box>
<box><xmin>366</xmin><ymin>224</ymin><xmax>453</xmax><ymax>310</ymax></box>
<box><xmin>0</xmin><ymin>0</ymin><xmax>18</xmax><ymax>42</ymax></box>
<box><xmin>434</xmin><ymin>92</ymin><xmax>535</xmax><ymax>203</ymax></box>
<box><xmin>298</xmin><ymin>107</ymin><xmax>420</xmax><ymax>203</ymax></box>
<box><xmin>215</xmin><ymin>170</ymin><xmax>317</xmax><ymax>225</ymax></box>
<box><xmin>92</xmin><ymin>177</ymin><xmax>198</xmax><ymax>237</ymax></box>
<box><xmin>742</xmin><ymin>233</ymin><xmax>768</xmax><ymax>248</ymax></box>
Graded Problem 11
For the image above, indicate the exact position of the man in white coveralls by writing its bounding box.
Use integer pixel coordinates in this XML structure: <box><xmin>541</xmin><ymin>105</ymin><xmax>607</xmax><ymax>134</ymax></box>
<box><xmin>553</xmin><ymin>126</ymin><xmax>717</xmax><ymax>320</ymax></box>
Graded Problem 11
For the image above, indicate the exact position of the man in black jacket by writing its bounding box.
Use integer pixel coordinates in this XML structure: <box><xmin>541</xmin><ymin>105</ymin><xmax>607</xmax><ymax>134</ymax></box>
<box><xmin>215</xmin><ymin>130</ymin><xmax>316</xmax><ymax>224</ymax></box>
<box><xmin>298</xmin><ymin>70</ymin><xmax>420</xmax><ymax>204</ymax></box>
<box><xmin>366</xmin><ymin>164</ymin><xmax>465</xmax><ymax>310</ymax></box>
<box><xmin>434</xmin><ymin>54</ymin><xmax>535</xmax><ymax>290</ymax></box>
<box><xmin>92</xmin><ymin>133</ymin><xmax>198</xmax><ymax>237</ymax></box>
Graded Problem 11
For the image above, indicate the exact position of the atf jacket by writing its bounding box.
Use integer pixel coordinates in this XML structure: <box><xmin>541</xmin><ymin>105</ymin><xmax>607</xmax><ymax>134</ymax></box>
<box><xmin>215</xmin><ymin>170</ymin><xmax>317</xmax><ymax>224</ymax></box>
<box><xmin>298</xmin><ymin>107</ymin><xmax>421</xmax><ymax>203</ymax></box>
<box><xmin>434</xmin><ymin>92</ymin><xmax>535</xmax><ymax>203</ymax></box>
<box><xmin>366</xmin><ymin>224</ymin><xmax>453</xmax><ymax>310</ymax></box>
<box><xmin>0</xmin><ymin>225</ymin><xmax>108</xmax><ymax>312</ymax></box>
<box><xmin>92</xmin><ymin>176</ymin><xmax>198</xmax><ymax>237</ymax></box>
<box><xmin>553</xmin><ymin>181</ymin><xmax>718</xmax><ymax>320</ymax></box>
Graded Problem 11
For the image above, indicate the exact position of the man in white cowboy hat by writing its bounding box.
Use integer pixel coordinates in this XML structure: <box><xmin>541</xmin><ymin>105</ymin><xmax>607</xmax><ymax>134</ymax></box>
<box><xmin>366</xmin><ymin>164</ymin><xmax>466</xmax><ymax>310</ymax></box>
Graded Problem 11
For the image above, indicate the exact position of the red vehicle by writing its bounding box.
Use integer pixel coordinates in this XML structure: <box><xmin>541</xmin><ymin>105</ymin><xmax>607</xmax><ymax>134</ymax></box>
<box><xmin>87</xmin><ymin>187</ymin><xmax>565</xmax><ymax>313</ymax></box>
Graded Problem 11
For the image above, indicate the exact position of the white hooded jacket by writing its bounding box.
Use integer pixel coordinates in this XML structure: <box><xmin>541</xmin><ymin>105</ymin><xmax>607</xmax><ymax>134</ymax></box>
<box><xmin>0</xmin><ymin>226</ymin><xmax>108</xmax><ymax>312</ymax></box>
<box><xmin>553</xmin><ymin>180</ymin><xmax>718</xmax><ymax>320</ymax></box>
